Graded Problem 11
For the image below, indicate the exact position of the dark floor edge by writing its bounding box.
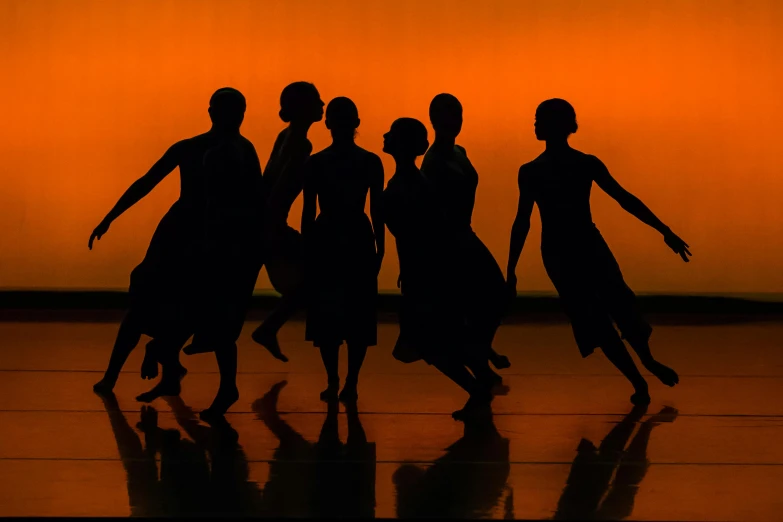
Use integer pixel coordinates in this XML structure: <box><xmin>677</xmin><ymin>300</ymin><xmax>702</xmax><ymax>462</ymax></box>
<box><xmin>0</xmin><ymin>291</ymin><xmax>782</xmax><ymax>323</ymax></box>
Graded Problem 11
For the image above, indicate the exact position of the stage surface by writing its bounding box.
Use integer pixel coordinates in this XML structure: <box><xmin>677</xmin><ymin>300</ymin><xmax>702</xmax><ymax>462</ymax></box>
<box><xmin>0</xmin><ymin>319</ymin><xmax>781</xmax><ymax>520</ymax></box>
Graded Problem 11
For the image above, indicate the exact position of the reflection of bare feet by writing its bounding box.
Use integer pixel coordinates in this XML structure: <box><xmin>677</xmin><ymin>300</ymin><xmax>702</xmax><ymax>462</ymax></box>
<box><xmin>489</xmin><ymin>352</ymin><xmax>511</xmax><ymax>370</ymax></box>
<box><xmin>252</xmin><ymin>380</ymin><xmax>287</xmax><ymax>419</ymax></box>
<box><xmin>644</xmin><ymin>360</ymin><xmax>680</xmax><ymax>387</ymax></box>
<box><xmin>136</xmin><ymin>378</ymin><xmax>182</xmax><ymax>403</ymax></box>
<box><xmin>200</xmin><ymin>386</ymin><xmax>240</xmax><ymax>422</ymax></box>
<box><xmin>251</xmin><ymin>329</ymin><xmax>289</xmax><ymax>363</ymax></box>
<box><xmin>339</xmin><ymin>384</ymin><xmax>358</xmax><ymax>404</ymax></box>
<box><xmin>452</xmin><ymin>391</ymin><xmax>492</xmax><ymax>421</ymax></box>
<box><xmin>93</xmin><ymin>378</ymin><xmax>116</xmax><ymax>395</ymax></box>
<box><xmin>320</xmin><ymin>380</ymin><xmax>339</xmax><ymax>403</ymax></box>
<box><xmin>647</xmin><ymin>406</ymin><xmax>679</xmax><ymax>425</ymax></box>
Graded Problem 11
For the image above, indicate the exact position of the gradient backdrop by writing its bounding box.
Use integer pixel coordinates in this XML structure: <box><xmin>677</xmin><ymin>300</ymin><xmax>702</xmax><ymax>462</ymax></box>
<box><xmin>2</xmin><ymin>0</ymin><xmax>782</xmax><ymax>294</ymax></box>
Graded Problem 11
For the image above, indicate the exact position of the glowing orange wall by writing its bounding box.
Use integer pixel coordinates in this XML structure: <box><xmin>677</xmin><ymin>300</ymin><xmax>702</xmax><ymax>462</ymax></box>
<box><xmin>2</xmin><ymin>0</ymin><xmax>782</xmax><ymax>293</ymax></box>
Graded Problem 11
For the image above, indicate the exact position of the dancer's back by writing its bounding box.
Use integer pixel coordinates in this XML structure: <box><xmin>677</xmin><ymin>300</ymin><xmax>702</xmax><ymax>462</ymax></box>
<box><xmin>520</xmin><ymin>148</ymin><xmax>601</xmax><ymax>248</ymax></box>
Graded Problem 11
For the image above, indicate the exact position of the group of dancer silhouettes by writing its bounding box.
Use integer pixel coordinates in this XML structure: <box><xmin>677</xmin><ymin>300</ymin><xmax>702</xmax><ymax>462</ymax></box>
<box><xmin>88</xmin><ymin>82</ymin><xmax>692</xmax><ymax>421</ymax></box>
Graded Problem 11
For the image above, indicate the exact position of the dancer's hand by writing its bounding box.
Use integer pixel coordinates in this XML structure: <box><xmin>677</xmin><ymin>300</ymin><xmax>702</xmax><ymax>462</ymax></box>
<box><xmin>663</xmin><ymin>230</ymin><xmax>692</xmax><ymax>262</ymax></box>
<box><xmin>89</xmin><ymin>220</ymin><xmax>111</xmax><ymax>250</ymax></box>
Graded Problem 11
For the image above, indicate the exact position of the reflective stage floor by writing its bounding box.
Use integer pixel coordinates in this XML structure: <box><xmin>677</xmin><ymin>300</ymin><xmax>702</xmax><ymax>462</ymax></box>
<box><xmin>0</xmin><ymin>319</ymin><xmax>782</xmax><ymax>519</ymax></box>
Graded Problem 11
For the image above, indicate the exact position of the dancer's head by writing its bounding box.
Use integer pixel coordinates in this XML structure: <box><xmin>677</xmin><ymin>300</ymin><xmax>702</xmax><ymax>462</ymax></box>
<box><xmin>325</xmin><ymin>96</ymin><xmax>360</xmax><ymax>141</ymax></box>
<box><xmin>429</xmin><ymin>93</ymin><xmax>463</xmax><ymax>139</ymax></box>
<box><xmin>383</xmin><ymin>118</ymin><xmax>429</xmax><ymax>162</ymax></box>
<box><xmin>208</xmin><ymin>87</ymin><xmax>246</xmax><ymax>133</ymax></box>
<box><xmin>279</xmin><ymin>82</ymin><xmax>324</xmax><ymax>125</ymax></box>
<box><xmin>535</xmin><ymin>99</ymin><xmax>578</xmax><ymax>142</ymax></box>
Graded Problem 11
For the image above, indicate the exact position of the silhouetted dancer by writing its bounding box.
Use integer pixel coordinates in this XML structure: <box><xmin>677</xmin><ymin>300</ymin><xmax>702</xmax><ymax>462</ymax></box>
<box><xmin>252</xmin><ymin>82</ymin><xmax>325</xmax><ymax>362</ymax></box>
<box><xmin>422</xmin><ymin>93</ymin><xmax>510</xmax><ymax>382</ymax></box>
<box><xmin>554</xmin><ymin>405</ymin><xmax>678</xmax><ymax>520</ymax></box>
<box><xmin>252</xmin><ymin>381</ymin><xmax>376</xmax><ymax>518</ymax></box>
<box><xmin>507</xmin><ymin>99</ymin><xmax>690</xmax><ymax>405</ymax></box>
<box><xmin>90</xmin><ymin>89</ymin><xmax>260</xmax><ymax>396</ymax></box>
<box><xmin>184</xmin><ymin>90</ymin><xmax>266</xmax><ymax>421</ymax></box>
<box><xmin>383</xmin><ymin>118</ymin><xmax>493</xmax><ymax>420</ymax></box>
<box><xmin>393</xmin><ymin>407</ymin><xmax>511</xmax><ymax>518</ymax></box>
<box><xmin>301</xmin><ymin>97</ymin><xmax>384</xmax><ymax>403</ymax></box>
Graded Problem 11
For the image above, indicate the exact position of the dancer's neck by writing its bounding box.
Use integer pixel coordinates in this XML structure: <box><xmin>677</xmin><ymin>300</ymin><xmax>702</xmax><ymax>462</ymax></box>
<box><xmin>394</xmin><ymin>158</ymin><xmax>418</xmax><ymax>174</ymax></box>
<box><xmin>288</xmin><ymin>121</ymin><xmax>313</xmax><ymax>139</ymax></box>
<box><xmin>545</xmin><ymin>140</ymin><xmax>571</xmax><ymax>153</ymax></box>
<box><xmin>432</xmin><ymin>136</ymin><xmax>456</xmax><ymax>151</ymax></box>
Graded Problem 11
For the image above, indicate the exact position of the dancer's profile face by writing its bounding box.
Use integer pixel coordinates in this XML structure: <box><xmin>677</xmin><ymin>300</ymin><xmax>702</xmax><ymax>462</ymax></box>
<box><xmin>305</xmin><ymin>87</ymin><xmax>325</xmax><ymax>123</ymax></box>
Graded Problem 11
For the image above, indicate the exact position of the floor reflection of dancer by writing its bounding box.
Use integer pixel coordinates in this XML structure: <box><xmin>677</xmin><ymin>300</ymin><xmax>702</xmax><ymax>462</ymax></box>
<box><xmin>507</xmin><ymin>99</ymin><xmax>690</xmax><ymax>405</ymax></box>
<box><xmin>393</xmin><ymin>409</ymin><xmax>511</xmax><ymax>518</ymax></box>
<box><xmin>382</xmin><ymin>118</ymin><xmax>493</xmax><ymax>419</ymax></box>
<box><xmin>253</xmin><ymin>381</ymin><xmax>376</xmax><ymax>518</ymax></box>
<box><xmin>90</xmin><ymin>88</ymin><xmax>259</xmax><ymax>398</ymax></box>
<box><xmin>301</xmin><ymin>97</ymin><xmax>385</xmax><ymax>403</ymax></box>
<box><xmin>554</xmin><ymin>405</ymin><xmax>678</xmax><ymax>520</ymax></box>
<box><xmin>98</xmin><ymin>392</ymin><xmax>262</xmax><ymax>517</ymax></box>
<box><xmin>421</xmin><ymin>93</ymin><xmax>510</xmax><ymax>379</ymax></box>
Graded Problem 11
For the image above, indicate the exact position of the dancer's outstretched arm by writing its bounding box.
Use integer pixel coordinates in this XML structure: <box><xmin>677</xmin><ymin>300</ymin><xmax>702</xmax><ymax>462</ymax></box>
<box><xmin>89</xmin><ymin>142</ymin><xmax>183</xmax><ymax>249</ymax></box>
<box><xmin>591</xmin><ymin>157</ymin><xmax>692</xmax><ymax>262</ymax></box>
<box><xmin>369</xmin><ymin>156</ymin><xmax>385</xmax><ymax>274</ymax></box>
<box><xmin>506</xmin><ymin>166</ymin><xmax>535</xmax><ymax>292</ymax></box>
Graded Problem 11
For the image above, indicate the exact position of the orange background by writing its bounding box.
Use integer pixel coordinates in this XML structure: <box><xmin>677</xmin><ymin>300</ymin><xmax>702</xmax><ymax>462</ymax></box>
<box><xmin>1</xmin><ymin>0</ymin><xmax>782</xmax><ymax>294</ymax></box>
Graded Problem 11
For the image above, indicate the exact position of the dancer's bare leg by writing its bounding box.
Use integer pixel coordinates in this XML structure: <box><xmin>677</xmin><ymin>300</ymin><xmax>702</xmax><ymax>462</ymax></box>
<box><xmin>627</xmin><ymin>338</ymin><xmax>679</xmax><ymax>387</ymax></box>
<box><xmin>93</xmin><ymin>311</ymin><xmax>143</xmax><ymax>394</ymax></box>
<box><xmin>340</xmin><ymin>343</ymin><xmax>368</xmax><ymax>403</ymax></box>
<box><xmin>318</xmin><ymin>344</ymin><xmax>340</xmax><ymax>402</ymax></box>
<box><xmin>599</xmin><ymin>335</ymin><xmax>650</xmax><ymax>405</ymax></box>
<box><xmin>200</xmin><ymin>341</ymin><xmax>239</xmax><ymax>422</ymax></box>
<box><xmin>251</xmin><ymin>290</ymin><xmax>298</xmax><ymax>363</ymax></box>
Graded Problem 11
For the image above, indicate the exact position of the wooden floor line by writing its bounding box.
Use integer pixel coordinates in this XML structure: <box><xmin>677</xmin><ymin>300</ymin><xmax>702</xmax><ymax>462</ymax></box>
<box><xmin>2</xmin><ymin>456</ymin><xmax>783</xmax><ymax>467</ymax></box>
<box><xmin>2</xmin><ymin>369</ymin><xmax>783</xmax><ymax>379</ymax></box>
<box><xmin>2</xmin><ymin>409</ymin><xmax>783</xmax><ymax>418</ymax></box>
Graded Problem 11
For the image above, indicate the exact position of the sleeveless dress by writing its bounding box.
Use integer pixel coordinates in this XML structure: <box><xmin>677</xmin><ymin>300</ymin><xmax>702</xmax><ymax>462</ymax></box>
<box><xmin>127</xmin><ymin>136</ymin><xmax>212</xmax><ymax>340</ymax></box>
<box><xmin>194</xmin><ymin>135</ymin><xmax>265</xmax><ymax>345</ymax></box>
<box><xmin>384</xmin><ymin>168</ymin><xmax>468</xmax><ymax>364</ymax></box>
<box><xmin>262</xmin><ymin>129</ymin><xmax>312</xmax><ymax>296</ymax></box>
<box><xmin>420</xmin><ymin>145</ymin><xmax>507</xmax><ymax>348</ymax></box>
<box><xmin>520</xmin><ymin>150</ymin><xmax>652</xmax><ymax>356</ymax></box>
<box><xmin>304</xmin><ymin>145</ymin><xmax>380</xmax><ymax>347</ymax></box>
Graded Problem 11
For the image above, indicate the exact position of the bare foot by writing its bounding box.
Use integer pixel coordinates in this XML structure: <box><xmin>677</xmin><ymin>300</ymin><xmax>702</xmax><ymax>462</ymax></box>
<box><xmin>136</xmin><ymin>378</ymin><xmax>182</xmax><ymax>403</ymax></box>
<box><xmin>93</xmin><ymin>378</ymin><xmax>116</xmax><ymax>395</ymax></box>
<box><xmin>630</xmin><ymin>390</ymin><xmax>651</xmax><ymax>406</ymax></box>
<box><xmin>489</xmin><ymin>353</ymin><xmax>511</xmax><ymax>370</ymax></box>
<box><xmin>200</xmin><ymin>386</ymin><xmax>240</xmax><ymax>422</ymax></box>
<box><xmin>251</xmin><ymin>329</ymin><xmax>289</xmax><ymax>363</ymax></box>
<box><xmin>320</xmin><ymin>380</ymin><xmax>339</xmax><ymax>403</ymax></box>
<box><xmin>339</xmin><ymin>384</ymin><xmax>358</xmax><ymax>404</ymax></box>
<box><xmin>644</xmin><ymin>360</ymin><xmax>679</xmax><ymax>387</ymax></box>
